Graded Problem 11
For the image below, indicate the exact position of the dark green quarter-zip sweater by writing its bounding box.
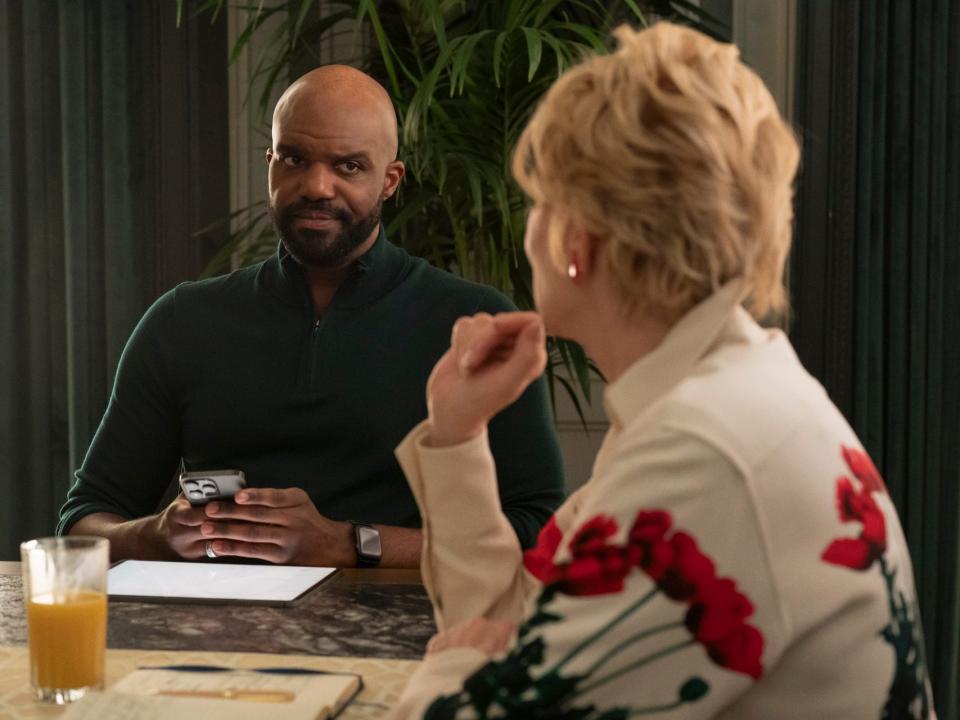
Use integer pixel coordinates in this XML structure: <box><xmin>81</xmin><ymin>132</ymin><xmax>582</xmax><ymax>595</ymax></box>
<box><xmin>57</xmin><ymin>232</ymin><xmax>565</xmax><ymax>548</ymax></box>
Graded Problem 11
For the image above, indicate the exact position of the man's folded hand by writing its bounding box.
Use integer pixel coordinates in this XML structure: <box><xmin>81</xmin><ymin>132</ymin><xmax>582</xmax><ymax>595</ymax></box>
<box><xmin>198</xmin><ymin>487</ymin><xmax>355</xmax><ymax>567</ymax></box>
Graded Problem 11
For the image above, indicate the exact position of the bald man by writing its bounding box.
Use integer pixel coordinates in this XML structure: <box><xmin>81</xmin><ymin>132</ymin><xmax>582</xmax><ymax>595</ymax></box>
<box><xmin>58</xmin><ymin>67</ymin><xmax>564</xmax><ymax>568</ymax></box>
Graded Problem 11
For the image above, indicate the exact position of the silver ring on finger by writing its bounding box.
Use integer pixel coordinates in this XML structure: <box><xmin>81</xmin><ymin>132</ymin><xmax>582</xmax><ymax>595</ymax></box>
<box><xmin>205</xmin><ymin>542</ymin><xmax>218</xmax><ymax>559</ymax></box>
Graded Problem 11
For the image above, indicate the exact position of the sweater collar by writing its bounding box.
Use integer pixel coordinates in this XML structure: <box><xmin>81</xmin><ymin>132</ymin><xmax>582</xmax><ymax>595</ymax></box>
<box><xmin>256</xmin><ymin>226</ymin><xmax>410</xmax><ymax>312</ymax></box>
<box><xmin>602</xmin><ymin>280</ymin><xmax>750</xmax><ymax>431</ymax></box>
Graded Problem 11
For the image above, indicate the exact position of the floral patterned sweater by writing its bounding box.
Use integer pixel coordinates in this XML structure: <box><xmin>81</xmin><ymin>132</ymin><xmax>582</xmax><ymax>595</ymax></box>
<box><xmin>387</xmin><ymin>282</ymin><xmax>936</xmax><ymax>719</ymax></box>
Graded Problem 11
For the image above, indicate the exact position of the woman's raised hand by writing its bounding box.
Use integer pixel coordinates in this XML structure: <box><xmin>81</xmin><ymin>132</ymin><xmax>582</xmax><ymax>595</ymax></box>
<box><xmin>425</xmin><ymin>311</ymin><xmax>547</xmax><ymax>447</ymax></box>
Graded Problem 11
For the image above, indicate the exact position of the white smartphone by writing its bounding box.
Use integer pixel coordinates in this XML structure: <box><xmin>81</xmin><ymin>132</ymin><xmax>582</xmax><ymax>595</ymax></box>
<box><xmin>178</xmin><ymin>469</ymin><xmax>246</xmax><ymax>506</ymax></box>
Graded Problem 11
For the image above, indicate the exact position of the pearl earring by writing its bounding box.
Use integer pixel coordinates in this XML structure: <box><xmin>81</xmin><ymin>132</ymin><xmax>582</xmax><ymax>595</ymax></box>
<box><xmin>567</xmin><ymin>260</ymin><xmax>579</xmax><ymax>279</ymax></box>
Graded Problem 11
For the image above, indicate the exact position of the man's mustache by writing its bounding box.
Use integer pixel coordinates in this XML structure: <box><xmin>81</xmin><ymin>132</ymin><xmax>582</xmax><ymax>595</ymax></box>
<box><xmin>284</xmin><ymin>201</ymin><xmax>351</xmax><ymax>223</ymax></box>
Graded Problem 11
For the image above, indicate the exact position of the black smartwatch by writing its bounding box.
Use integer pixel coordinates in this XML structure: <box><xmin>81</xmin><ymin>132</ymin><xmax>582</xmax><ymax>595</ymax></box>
<box><xmin>352</xmin><ymin>522</ymin><xmax>382</xmax><ymax>568</ymax></box>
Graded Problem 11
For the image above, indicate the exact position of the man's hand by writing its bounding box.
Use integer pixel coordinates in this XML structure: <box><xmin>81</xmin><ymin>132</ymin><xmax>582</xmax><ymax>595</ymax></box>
<box><xmin>425</xmin><ymin>617</ymin><xmax>516</xmax><ymax>657</ymax></box>
<box><xmin>71</xmin><ymin>490</ymin><xmax>422</xmax><ymax>567</ymax></box>
<box><xmin>69</xmin><ymin>504</ymin><xmax>211</xmax><ymax>562</ymax></box>
<box><xmin>198</xmin><ymin>487</ymin><xmax>355</xmax><ymax>566</ymax></box>
<box><xmin>426</xmin><ymin>312</ymin><xmax>547</xmax><ymax>447</ymax></box>
<box><xmin>151</xmin><ymin>495</ymin><xmax>214</xmax><ymax>560</ymax></box>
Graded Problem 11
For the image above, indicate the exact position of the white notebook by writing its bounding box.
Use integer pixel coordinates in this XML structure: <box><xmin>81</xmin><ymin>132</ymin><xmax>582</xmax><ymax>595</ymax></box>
<box><xmin>108</xmin><ymin>560</ymin><xmax>337</xmax><ymax>605</ymax></box>
<box><xmin>61</xmin><ymin>667</ymin><xmax>361</xmax><ymax>720</ymax></box>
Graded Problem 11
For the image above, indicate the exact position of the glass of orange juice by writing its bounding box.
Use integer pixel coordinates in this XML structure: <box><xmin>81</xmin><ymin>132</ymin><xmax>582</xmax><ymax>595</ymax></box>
<box><xmin>20</xmin><ymin>536</ymin><xmax>109</xmax><ymax>704</ymax></box>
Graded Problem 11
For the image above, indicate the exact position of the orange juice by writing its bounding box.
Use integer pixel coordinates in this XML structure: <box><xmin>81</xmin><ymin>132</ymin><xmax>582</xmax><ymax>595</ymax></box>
<box><xmin>26</xmin><ymin>591</ymin><xmax>106</xmax><ymax>690</ymax></box>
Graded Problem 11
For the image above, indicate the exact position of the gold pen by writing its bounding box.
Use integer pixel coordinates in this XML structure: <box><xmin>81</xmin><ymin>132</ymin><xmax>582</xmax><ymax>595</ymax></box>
<box><xmin>147</xmin><ymin>688</ymin><xmax>296</xmax><ymax>702</ymax></box>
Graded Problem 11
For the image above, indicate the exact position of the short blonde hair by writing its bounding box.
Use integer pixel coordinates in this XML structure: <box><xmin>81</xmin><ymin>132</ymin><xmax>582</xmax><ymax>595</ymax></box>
<box><xmin>513</xmin><ymin>22</ymin><xmax>800</xmax><ymax>317</ymax></box>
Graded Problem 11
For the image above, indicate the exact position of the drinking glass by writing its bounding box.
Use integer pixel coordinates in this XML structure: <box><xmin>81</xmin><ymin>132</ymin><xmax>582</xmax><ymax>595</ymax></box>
<box><xmin>20</xmin><ymin>536</ymin><xmax>109</xmax><ymax>704</ymax></box>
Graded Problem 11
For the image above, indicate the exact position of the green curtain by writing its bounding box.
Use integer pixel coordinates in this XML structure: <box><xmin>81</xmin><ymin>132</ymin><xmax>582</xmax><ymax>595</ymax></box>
<box><xmin>793</xmin><ymin>1</ymin><xmax>960</xmax><ymax>714</ymax></box>
<box><xmin>0</xmin><ymin>1</ymin><xmax>228</xmax><ymax>561</ymax></box>
<box><xmin>0</xmin><ymin>1</ymin><xmax>154</xmax><ymax>561</ymax></box>
<box><xmin>858</xmin><ymin>2</ymin><xmax>960</xmax><ymax>713</ymax></box>
<box><xmin>0</xmin><ymin>1</ymin><xmax>69</xmax><ymax>562</ymax></box>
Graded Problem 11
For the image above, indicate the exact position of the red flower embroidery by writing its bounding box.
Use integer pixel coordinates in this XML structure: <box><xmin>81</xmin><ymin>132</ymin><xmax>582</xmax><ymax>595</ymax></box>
<box><xmin>551</xmin><ymin>515</ymin><xmax>632</xmax><ymax>596</ymax></box>
<box><xmin>628</xmin><ymin>513</ymin><xmax>764</xmax><ymax>678</ymax></box>
<box><xmin>822</xmin><ymin>447</ymin><xmax>888</xmax><ymax>571</ymax></box>
<box><xmin>685</xmin><ymin>578</ymin><xmax>755</xmax><ymax>643</ymax></box>
<box><xmin>527</xmin><ymin>510</ymin><xmax>766</xmax><ymax>679</ymax></box>
<box><xmin>842</xmin><ymin>445</ymin><xmax>885</xmax><ymax>494</ymax></box>
<box><xmin>524</xmin><ymin>515</ymin><xmax>633</xmax><ymax>593</ymax></box>
<box><xmin>685</xmin><ymin>577</ymin><xmax>763</xmax><ymax>678</ymax></box>
<box><xmin>703</xmin><ymin>623</ymin><xmax>765</xmax><ymax>679</ymax></box>
<box><xmin>569</xmin><ymin>515</ymin><xmax>619</xmax><ymax>553</ymax></box>
<box><xmin>627</xmin><ymin>510</ymin><xmax>673</xmax><ymax>580</ymax></box>
<box><xmin>657</xmin><ymin>532</ymin><xmax>717</xmax><ymax>602</ymax></box>
<box><xmin>822</xmin><ymin>479</ymin><xmax>887</xmax><ymax>570</ymax></box>
<box><xmin>819</xmin><ymin>446</ymin><xmax>931</xmax><ymax>716</ymax></box>
<box><xmin>523</xmin><ymin>516</ymin><xmax>563</xmax><ymax>582</ymax></box>
<box><xmin>551</xmin><ymin>553</ymin><xmax>632</xmax><ymax>596</ymax></box>
<box><xmin>628</xmin><ymin>510</ymin><xmax>672</xmax><ymax>545</ymax></box>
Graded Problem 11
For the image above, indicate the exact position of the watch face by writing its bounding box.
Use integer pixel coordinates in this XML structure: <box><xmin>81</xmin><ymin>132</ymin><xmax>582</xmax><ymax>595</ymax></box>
<box><xmin>356</xmin><ymin>525</ymin><xmax>382</xmax><ymax>561</ymax></box>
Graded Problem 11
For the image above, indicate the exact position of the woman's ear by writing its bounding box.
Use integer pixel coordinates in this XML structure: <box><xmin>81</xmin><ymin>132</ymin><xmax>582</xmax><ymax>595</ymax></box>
<box><xmin>565</xmin><ymin>221</ymin><xmax>604</xmax><ymax>281</ymax></box>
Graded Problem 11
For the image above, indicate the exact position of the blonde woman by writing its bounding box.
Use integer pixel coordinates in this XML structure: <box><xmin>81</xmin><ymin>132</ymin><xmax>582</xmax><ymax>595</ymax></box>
<box><xmin>388</xmin><ymin>22</ymin><xmax>935</xmax><ymax>719</ymax></box>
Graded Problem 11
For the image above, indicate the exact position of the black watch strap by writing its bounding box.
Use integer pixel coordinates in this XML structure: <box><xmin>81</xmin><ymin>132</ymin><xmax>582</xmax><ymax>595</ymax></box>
<box><xmin>352</xmin><ymin>522</ymin><xmax>382</xmax><ymax>568</ymax></box>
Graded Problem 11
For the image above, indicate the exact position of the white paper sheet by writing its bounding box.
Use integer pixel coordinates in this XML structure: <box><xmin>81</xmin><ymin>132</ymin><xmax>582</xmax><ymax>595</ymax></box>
<box><xmin>107</xmin><ymin>560</ymin><xmax>337</xmax><ymax>605</ymax></box>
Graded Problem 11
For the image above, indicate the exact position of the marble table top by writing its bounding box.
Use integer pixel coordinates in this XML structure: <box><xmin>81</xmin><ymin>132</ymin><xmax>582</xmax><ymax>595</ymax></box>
<box><xmin>0</xmin><ymin>566</ymin><xmax>435</xmax><ymax>661</ymax></box>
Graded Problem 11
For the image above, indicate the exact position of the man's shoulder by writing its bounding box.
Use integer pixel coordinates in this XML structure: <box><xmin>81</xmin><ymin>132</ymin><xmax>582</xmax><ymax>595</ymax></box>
<box><xmin>401</xmin><ymin>254</ymin><xmax>517</xmax><ymax>314</ymax></box>
<box><xmin>134</xmin><ymin>260</ymin><xmax>269</xmax><ymax>340</ymax></box>
<box><xmin>168</xmin><ymin>260</ymin><xmax>265</xmax><ymax>305</ymax></box>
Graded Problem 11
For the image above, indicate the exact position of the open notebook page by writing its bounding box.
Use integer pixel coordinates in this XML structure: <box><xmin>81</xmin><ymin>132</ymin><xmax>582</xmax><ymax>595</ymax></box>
<box><xmin>60</xmin><ymin>668</ymin><xmax>361</xmax><ymax>720</ymax></box>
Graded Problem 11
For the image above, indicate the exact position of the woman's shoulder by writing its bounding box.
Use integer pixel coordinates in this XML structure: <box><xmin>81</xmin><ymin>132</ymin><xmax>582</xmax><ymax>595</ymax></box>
<box><xmin>643</xmin><ymin>323</ymin><xmax>848</xmax><ymax>478</ymax></box>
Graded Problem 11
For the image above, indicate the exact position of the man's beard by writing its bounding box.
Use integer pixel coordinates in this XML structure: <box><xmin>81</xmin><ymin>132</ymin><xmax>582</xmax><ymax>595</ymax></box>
<box><xmin>271</xmin><ymin>198</ymin><xmax>382</xmax><ymax>268</ymax></box>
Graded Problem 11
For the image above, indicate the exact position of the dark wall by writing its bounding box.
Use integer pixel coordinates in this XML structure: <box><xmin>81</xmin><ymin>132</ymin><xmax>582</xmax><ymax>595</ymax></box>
<box><xmin>0</xmin><ymin>0</ymin><xmax>229</xmax><ymax>558</ymax></box>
